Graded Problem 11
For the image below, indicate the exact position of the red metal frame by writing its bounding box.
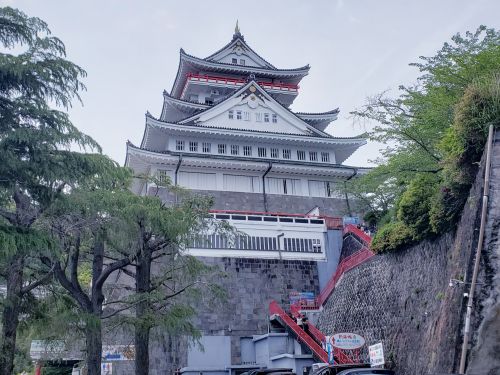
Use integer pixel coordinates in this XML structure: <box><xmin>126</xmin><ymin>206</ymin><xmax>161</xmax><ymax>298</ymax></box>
<box><xmin>343</xmin><ymin>224</ymin><xmax>372</xmax><ymax>246</ymax></box>
<box><xmin>270</xmin><ymin>301</ymin><xmax>358</xmax><ymax>365</ymax></box>
<box><xmin>270</xmin><ymin>300</ymin><xmax>328</xmax><ymax>363</ymax></box>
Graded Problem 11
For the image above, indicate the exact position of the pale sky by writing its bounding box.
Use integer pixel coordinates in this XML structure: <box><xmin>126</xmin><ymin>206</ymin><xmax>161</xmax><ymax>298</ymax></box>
<box><xmin>5</xmin><ymin>0</ymin><xmax>500</xmax><ymax>166</ymax></box>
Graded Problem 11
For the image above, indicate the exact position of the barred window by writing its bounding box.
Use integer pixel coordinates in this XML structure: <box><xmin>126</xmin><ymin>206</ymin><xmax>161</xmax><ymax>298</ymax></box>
<box><xmin>231</xmin><ymin>145</ymin><xmax>239</xmax><ymax>155</ymax></box>
<box><xmin>255</xmin><ymin>113</ymin><xmax>263</xmax><ymax>122</ymax></box>
<box><xmin>228</xmin><ymin>110</ymin><xmax>234</xmax><ymax>120</ymax></box>
<box><xmin>264</xmin><ymin>113</ymin><xmax>270</xmax><ymax>123</ymax></box>
<box><xmin>321</xmin><ymin>152</ymin><xmax>330</xmax><ymax>162</ymax></box>
<box><xmin>282</xmin><ymin>149</ymin><xmax>291</xmax><ymax>159</ymax></box>
<box><xmin>272</xmin><ymin>114</ymin><xmax>278</xmax><ymax>123</ymax></box>
<box><xmin>176</xmin><ymin>140</ymin><xmax>184</xmax><ymax>151</ymax></box>
<box><xmin>243</xmin><ymin>146</ymin><xmax>252</xmax><ymax>156</ymax></box>
<box><xmin>309</xmin><ymin>151</ymin><xmax>318</xmax><ymax>161</ymax></box>
<box><xmin>297</xmin><ymin>150</ymin><xmax>306</xmax><ymax>160</ymax></box>
<box><xmin>189</xmin><ymin>141</ymin><xmax>198</xmax><ymax>152</ymax></box>
<box><xmin>236</xmin><ymin>111</ymin><xmax>242</xmax><ymax>120</ymax></box>
<box><xmin>218</xmin><ymin>144</ymin><xmax>227</xmax><ymax>154</ymax></box>
<box><xmin>202</xmin><ymin>142</ymin><xmax>211</xmax><ymax>153</ymax></box>
<box><xmin>270</xmin><ymin>148</ymin><xmax>279</xmax><ymax>158</ymax></box>
<box><xmin>258</xmin><ymin>147</ymin><xmax>267</xmax><ymax>157</ymax></box>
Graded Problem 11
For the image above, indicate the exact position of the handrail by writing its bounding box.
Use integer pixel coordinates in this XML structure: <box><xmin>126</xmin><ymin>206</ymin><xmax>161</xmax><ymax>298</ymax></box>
<box><xmin>343</xmin><ymin>224</ymin><xmax>372</xmax><ymax>246</ymax></box>
<box><xmin>318</xmin><ymin>247</ymin><xmax>374</xmax><ymax>305</ymax></box>
<box><xmin>269</xmin><ymin>300</ymin><xmax>328</xmax><ymax>362</ymax></box>
<box><xmin>270</xmin><ymin>301</ymin><xmax>357</xmax><ymax>365</ymax></box>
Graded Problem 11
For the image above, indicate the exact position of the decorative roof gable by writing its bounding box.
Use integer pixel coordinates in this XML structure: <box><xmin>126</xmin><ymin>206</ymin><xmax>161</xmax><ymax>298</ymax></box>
<box><xmin>178</xmin><ymin>81</ymin><xmax>329</xmax><ymax>137</ymax></box>
<box><xmin>204</xmin><ymin>32</ymin><xmax>276</xmax><ymax>69</ymax></box>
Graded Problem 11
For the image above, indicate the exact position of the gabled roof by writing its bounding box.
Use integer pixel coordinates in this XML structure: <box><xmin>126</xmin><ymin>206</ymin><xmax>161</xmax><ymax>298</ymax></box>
<box><xmin>204</xmin><ymin>30</ymin><xmax>277</xmax><ymax>69</ymax></box>
<box><xmin>170</xmin><ymin>49</ymin><xmax>309</xmax><ymax>99</ymax></box>
<box><xmin>176</xmin><ymin>80</ymin><xmax>330</xmax><ymax>137</ymax></box>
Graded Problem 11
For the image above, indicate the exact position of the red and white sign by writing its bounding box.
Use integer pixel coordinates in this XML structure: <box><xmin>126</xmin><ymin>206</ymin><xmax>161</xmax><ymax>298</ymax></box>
<box><xmin>369</xmin><ymin>342</ymin><xmax>385</xmax><ymax>367</ymax></box>
<box><xmin>330</xmin><ymin>333</ymin><xmax>365</xmax><ymax>350</ymax></box>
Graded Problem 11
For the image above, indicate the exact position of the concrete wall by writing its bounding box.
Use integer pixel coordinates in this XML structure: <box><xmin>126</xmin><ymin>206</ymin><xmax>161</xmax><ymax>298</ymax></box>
<box><xmin>187</xmin><ymin>336</ymin><xmax>231</xmax><ymax>368</ymax></box>
<box><xmin>317</xmin><ymin>229</ymin><xmax>343</xmax><ymax>290</ymax></box>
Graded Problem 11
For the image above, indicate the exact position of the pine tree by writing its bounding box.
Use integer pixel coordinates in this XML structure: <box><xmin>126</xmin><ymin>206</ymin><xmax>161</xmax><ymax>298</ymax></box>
<box><xmin>0</xmin><ymin>7</ymin><xmax>116</xmax><ymax>374</ymax></box>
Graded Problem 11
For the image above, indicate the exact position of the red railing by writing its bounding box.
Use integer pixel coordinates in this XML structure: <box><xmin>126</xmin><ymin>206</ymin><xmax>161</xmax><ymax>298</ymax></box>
<box><xmin>184</xmin><ymin>73</ymin><xmax>299</xmax><ymax>94</ymax></box>
<box><xmin>270</xmin><ymin>301</ymin><xmax>358</xmax><ymax>364</ymax></box>
<box><xmin>270</xmin><ymin>300</ymin><xmax>328</xmax><ymax>362</ymax></box>
<box><xmin>343</xmin><ymin>224</ymin><xmax>372</xmax><ymax>246</ymax></box>
<box><xmin>317</xmin><ymin>247</ymin><xmax>374</xmax><ymax>305</ymax></box>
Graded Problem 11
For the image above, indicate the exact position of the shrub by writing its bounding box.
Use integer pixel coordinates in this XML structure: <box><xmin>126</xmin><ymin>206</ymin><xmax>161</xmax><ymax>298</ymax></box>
<box><xmin>371</xmin><ymin>221</ymin><xmax>416</xmax><ymax>253</ymax></box>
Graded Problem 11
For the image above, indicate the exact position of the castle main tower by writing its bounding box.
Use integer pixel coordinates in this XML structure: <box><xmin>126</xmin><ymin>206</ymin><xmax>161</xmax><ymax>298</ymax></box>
<box><xmin>125</xmin><ymin>25</ymin><xmax>367</xmax><ymax>374</ymax></box>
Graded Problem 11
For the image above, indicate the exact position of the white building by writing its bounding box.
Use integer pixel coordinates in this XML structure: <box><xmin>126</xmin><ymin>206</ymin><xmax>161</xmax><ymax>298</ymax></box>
<box><xmin>124</xmin><ymin>24</ymin><xmax>367</xmax><ymax>374</ymax></box>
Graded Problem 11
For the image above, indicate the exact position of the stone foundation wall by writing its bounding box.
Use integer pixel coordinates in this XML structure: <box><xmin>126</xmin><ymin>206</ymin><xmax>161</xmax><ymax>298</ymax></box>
<box><xmin>317</xmin><ymin>145</ymin><xmax>488</xmax><ymax>375</ymax></box>
<box><xmin>152</xmin><ymin>187</ymin><xmax>350</xmax><ymax>217</ymax></box>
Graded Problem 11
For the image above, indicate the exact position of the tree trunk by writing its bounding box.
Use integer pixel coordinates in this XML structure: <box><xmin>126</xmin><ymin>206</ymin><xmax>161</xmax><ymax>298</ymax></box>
<box><xmin>0</xmin><ymin>255</ymin><xmax>24</xmax><ymax>375</ymax></box>
<box><xmin>134</xmin><ymin>324</ymin><xmax>150</xmax><ymax>375</ymax></box>
<box><xmin>135</xmin><ymin>238</ymin><xmax>152</xmax><ymax>375</ymax></box>
<box><xmin>85</xmin><ymin>319</ymin><xmax>102</xmax><ymax>375</ymax></box>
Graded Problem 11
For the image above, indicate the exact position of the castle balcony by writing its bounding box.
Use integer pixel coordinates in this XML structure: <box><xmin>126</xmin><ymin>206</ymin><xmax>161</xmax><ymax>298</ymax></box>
<box><xmin>186</xmin><ymin>210</ymin><xmax>342</xmax><ymax>261</ymax></box>
<box><xmin>181</xmin><ymin>73</ymin><xmax>299</xmax><ymax>106</ymax></box>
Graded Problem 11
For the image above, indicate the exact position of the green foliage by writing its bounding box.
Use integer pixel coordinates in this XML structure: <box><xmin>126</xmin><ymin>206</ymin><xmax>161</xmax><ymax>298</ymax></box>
<box><xmin>397</xmin><ymin>174</ymin><xmax>439</xmax><ymax>238</ymax></box>
<box><xmin>371</xmin><ymin>221</ymin><xmax>415</xmax><ymax>253</ymax></box>
<box><xmin>350</xmin><ymin>26</ymin><xmax>500</xmax><ymax>252</ymax></box>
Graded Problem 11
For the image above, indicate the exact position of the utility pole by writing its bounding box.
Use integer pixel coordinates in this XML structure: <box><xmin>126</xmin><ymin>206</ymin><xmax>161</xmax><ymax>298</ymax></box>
<box><xmin>458</xmin><ymin>125</ymin><xmax>494</xmax><ymax>374</ymax></box>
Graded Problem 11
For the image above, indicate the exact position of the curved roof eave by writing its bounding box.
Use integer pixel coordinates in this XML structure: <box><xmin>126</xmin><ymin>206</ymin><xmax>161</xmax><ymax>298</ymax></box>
<box><xmin>170</xmin><ymin>50</ymin><xmax>309</xmax><ymax>98</ymax></box>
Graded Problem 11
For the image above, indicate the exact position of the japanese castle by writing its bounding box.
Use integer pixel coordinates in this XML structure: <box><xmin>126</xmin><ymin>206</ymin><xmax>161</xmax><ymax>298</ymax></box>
<box><xmin>125</xmin><ymin>23</ymin><xmax>366</xmax><ymax>228</ymax></box>
<box><xmin>123</xmin><ymin>23</ymin><xmax>368</xmax><ymax>374</ymax></box>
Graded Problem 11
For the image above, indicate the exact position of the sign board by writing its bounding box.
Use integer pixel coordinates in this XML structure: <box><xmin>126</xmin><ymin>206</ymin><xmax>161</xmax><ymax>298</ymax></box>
<box><xmin>289</xmin><ymin>291</ymin><xmax>315</xmax><ymax>305</ymax></box>
<box><xmin>343</xmin><ymin>216</ymin><xmax>360</xmax><ymax>225</ymax></box>
<box><xmin>330</xmin><ymin>333</ymin><xmax>365</xmax><ymax>350</ymax></box>
<box><xmin>102</xmin><ymin>345</ymin><xmax>135</xmax><ymax>361</ymax></box>
<box><xmin>30</xmin><ymin>340</ymin><xmax>65</xmax><ymax>360</ymax></box>
<box><xmin>101</xmin><ymin>362</ymin><xmax>113</xmax><ymax>375</ymax></box>
<box><xmin>369</xmin><ymin>342</ymin><xmax>385</xmax><ymax>367</ymax></box>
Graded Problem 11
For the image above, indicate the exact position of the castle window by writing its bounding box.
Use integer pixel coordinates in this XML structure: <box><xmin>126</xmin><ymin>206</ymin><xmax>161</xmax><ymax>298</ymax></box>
<box><xmin>282</xmin><ymin>149</ymin><xmax>291</xmax><ymax>159</ymax></box>
<box><xmin>309</xmin><ymin>151</ymin><xmax>318</xmax><ymax>161</ymax></box>
<box><xmin>321</xmin><ymin>152</ymin><xmax>330</xmax><ymax>162</ymax></box>
<box><xmin>202</xmin><ymin>142</ymin><xmax>211</xmax><ymax>153</ymax></box>
<box><xmin>231</xmin><ymin>145</ymin><xmax>239</xmax><ymax>155</ymax></box>
<box><xmin>270</xmin><ymin>148</ymin><xmax>279</xmax><ymax>158</ymax></box>
<box><xmin>240</xmin><ymin>59</ymin><xmax>245</xmax><ymax>65</ymax></box>
<box><xmin>243</xmin><ymin>146</ymin><xmax>252</xmax><ymax>156</ymax></box>
<box><xmin>205</xmin><ymin>98</ymin><xmax>213</xmax><ymax>105</ymax></box>
<box><xmin>218</xmin><ymin>144</ymin><xmax>227</xmax><ymax>154</ymax></box>
<box><xmin>189</xmin><ymin>141</ymin><xmax>198</xmax><ymax>152</ymax></box>
<box><xmin>228</xmin><ymin>110</ymin><xmax>234</xmax><ymax>119</ymax></box>
<box><xmin>176</xmin><ymin>140</ymin><xmax>184</xmax><ymax>151</ymax></box>
<box><xmin>236</xmin><ymin>111</ymin><xmax>242</xmax><ymax>120</ymax></box>
<box><xmin>255</xmin><ymin>113</ymin><xmax>263</xmax><ymax>122</ymax></box>
<box><xmin>272</xmin><ymin>114</ymin><xmax>278</xmax><ymax>123</ymax></box>
<box><xmin>156</xmin><ymin>169</ymin><xmax>170</xmax><ymax>184</ymax></box>
<box><xmin>264</xmin><ymin>113</ymin><xmax>270</xmax><ymax>123</ymax></box>
<box><xmin>258</xmin><ymin>147</ymin><xmax>267</xmax><ymax>158</ymax></box>
<box><xmin>243</xmin><ymin>111</ymin><xmax>250</xmax><ymax>121</ymax></box>
<box><xmin>297</xmin><ymin>150</ymin><xmax>306</xmax><ymax>161</ymax></box>
<box><xmin>232</xmin><ymin>58</ymin><xmax>237</xmax><ymax>64</ymax></box>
